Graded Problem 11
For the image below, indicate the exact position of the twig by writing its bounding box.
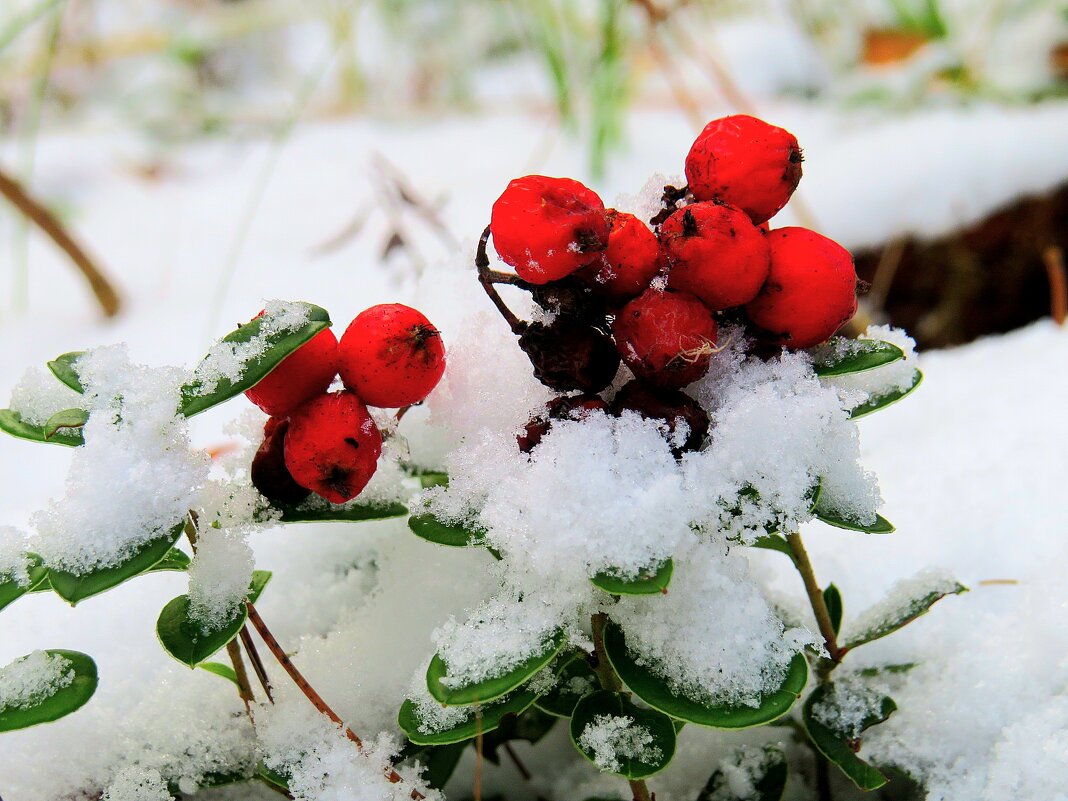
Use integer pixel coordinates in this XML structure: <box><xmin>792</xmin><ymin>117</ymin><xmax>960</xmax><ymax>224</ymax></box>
<box><xmin>785</xmin><ymin>532</ymin><xmax>845</xmax><ymax>666</ymax></box>
<box><xmin>503</xmin><ymin>742</ymin><xmax>532</xmax><ymax>782</ymax></box>
<box><xmin>225</xmin><ymin>639</ymin><xmax>258</xmax><ymax>723</ymax></box>
<box><xmin>0</xmin><ymin>165</ymin><xmax>121</xmax><ymax>317</ymax></box>
<box><xmin>240</xmin><ymin>627</ymin><xmax>274</xmax><ymax>703</ymax></box>
<box><xmin>474</xmin><ymin>711</ymin><xmax>484</xmax><ymax>801</ymax></box>
<box><xmin>1043</xmin><ymin>245</ymin><xmax>1066</xmax><ymax>326</ymax></box>
<box><xmin>475</xmin><ymin>225</ymin><xmax>526</xmax><ymax>334</ymax></box>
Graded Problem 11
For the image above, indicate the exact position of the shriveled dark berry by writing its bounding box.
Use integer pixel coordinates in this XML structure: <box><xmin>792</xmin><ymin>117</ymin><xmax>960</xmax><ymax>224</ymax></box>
<box><xmin>518</xmin><ymin>394</ymin><xmax>609</xmax><ymax>453</ymax></box>
<box><xmin>518</xmin><ymin>320</ymin><xmax>620</xmax><ymax>394</ymax></box>
<box><xmin>610</xmin><ymin>380</ymin><xmax>709</xmax><ymax>457</ymax></box>
<box><xmin>251</xmin><ymin>418</ymin><xmax>311</xmax><ymax>506</ymax></box>
<box><xmin>529</xmin><ymin>276</ymin><xmax>607</xmax><ymax>322</ymax></box>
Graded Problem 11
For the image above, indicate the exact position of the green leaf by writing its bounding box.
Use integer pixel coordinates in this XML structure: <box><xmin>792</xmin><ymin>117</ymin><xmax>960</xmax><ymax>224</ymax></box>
<box><xmin>845</xmin><ymin>582</ymin><xmax>967</xmax><ymax>651</ymax></box>
<box><xmin>418</xmin><ymin>472</ymin><xmax>450</xmax><ymax>489</ymax></box>
<box><xmin>802</xmin><ymin>684</ymin><xmax>895</xmax><ymax>791</ymax></box>
<box><xmin>427</xmin><ymin>630</ymin><xmax>567</xmax><ymax>706</ymax></box>
<box><xmin>813</xmin><ymin>339</ymin><xmax>904</xmax><ymax>377</ymax></box>
<box><xmin>406</xmin><ymin>742</ymin><xmax>467</xmax><ymax>789</ymax></box>
<box><xmin>698</xmin><ymin>746</ymin><xmax>788</xmax><ymax>801</ymax></box>
<box><xmin>47</xmin><ymin>352</ymin><xmax>86</xmax><ymax>393</ymax></box>
<box><xmin>858</xmin><ymin>662</ymin><xmax>917</xmax><ymax>677</ymax></box>
<box><xmin>157</xmin><ymin>595</ymin><xmax>247</xmax><ymax>668</ymax></box>
<box><xmin>408</xmin><ymin>513</ymin><xmax>485</xmax><ymax>548</ymax></box>
<box><xmin>198</xmin><ymin>661</ymin><xmax>239</xmax><ymax>686</ymax></box>
<box><xmin>477</xmin><ymin>706</ymin><xmax>557</xmax><ymax>764</ymax></box>
<box><xmin>569</xmin><ymin>690</ymin><xmax>676</xmax><ymax>780</ymax></box>
<box><xmin>603</xmin><ymin>622</ymin><xmax>807</xmax><ymax>729</ymax></box>
<box><xmin>824</xmin><ymin>584</ymin><xmax>843</xmax><ymax>637</ymax></box>
<box><xmin>849</xmin><ymin>370</ymin><xmax>923</xmax><ymax>420</ymax></box>
<box><xmin>0</xmin><ymin>553</ymin><xmax>49</xmax><ymax>612</ymax></box>
<box><xmin>257</xmin><ymin>764</ymin><xmax>290</xmax><ymax>792</ymax></box>
<box><xmin>179</xmin><ymin>303</ymin><xmax>331</xmax><ymax>417</ymax></box>
<box><xmin>398</xmin><ymin>690</ymin><xmax>540</xmax><ymax>746</ymax></box>
<box><xmin>535</xmin><ymin>654</ymin><xmax>600</xmax><ymax>718</ymax></box>
<box><xmin>273</xmin><ymin>500</ymin><xmax>408</xmax><ymax>524</ymax></box>
<box><xmin>147</xmin><ymin>548</ymin><xmax>191</xmax><ymax>573</ymax></box>
<box><xmin>0</xmin><ymin>409</ymin><xmax>84</xmax><ymax>447</ymax></box>
<box><xmin>750</xmin><ymin>534</ymin><xmax>798</xmax><ymax>567</ymax></box>
<box><xmin>43</xmin><ymin>408</ymin><xmax>89</xmax><ymax>440</ymax></box>
<box><xmin>247</xmin><ymin>570</ymin><xmax>272</xmax><ymax>604</ymax></box>
<box><xmin>591</xmin><ymin>560</ymin><xmax>672</xmax><ymax>595</ymax></box>
<box><xmin>0</xmin><ymin>650</ymin><xmax>98</xmax><ymax>732</ymax></box>
<box><xmin>814</xmin><ymin>502</ymin><xmax>895</xmax><ymax>534</ymax></box>
<box><xmin>49</xmin><ymin>524</ymin><xmax>184</xmax><ymax>604</ymax></box>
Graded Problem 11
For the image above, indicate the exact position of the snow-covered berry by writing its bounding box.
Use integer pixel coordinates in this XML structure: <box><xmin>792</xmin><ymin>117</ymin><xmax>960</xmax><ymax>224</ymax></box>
<box><xmin>685</xmin><ymin>115</ymin><xmax>802</xmax><ymax>225</ymax></box>
<box><xmin>662</xmin><ymin>202</ymin><xmax>771</xmax><ymax>310</ymax></box>
<box><xmin>283</xmin><ymin>391</ymin><xmax>383</xmax><ymax>504</ymax></box>
<box><xmin>517</xmin><ymin>394</ymin><xmax>609</xmax><ymax>453</ymax></box>
<box><xmin>610</xmin><ymin>379</ymin><xmax>709</xmax><ymax>457</ymax></box>
<box><xmin>490</xmin><ymin>175</ymin><xmax>609</xmax><ymax>285</ymax></box>
<box><xmin>338</xmin><ymin>304</ymin><xmax>445</xmax><ymax>409</ymax></box>
<box><xmin>745</xmin><ymin>227</ymin><xmax>858</xmax><ymax>349</ymax></box>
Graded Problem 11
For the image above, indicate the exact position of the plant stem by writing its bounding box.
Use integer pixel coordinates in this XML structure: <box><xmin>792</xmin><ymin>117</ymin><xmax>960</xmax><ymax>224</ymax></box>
<box><xmin>785</xmin><ymin>531</ymin><xmax>844</xmax><ymax>667</ymax></box>
<box><xmin>503</xmin><ymin>742</ymin><xmax>532</xmax><ymax>781</ymax></box>
<box><xmin>475</xmin><ymin>224</ymin><xmax>527</xmax><ymax>334</ymax></box>
<box><xmin>0</xmin><ymin>165</ymin><xmax>121</xmax><ymax>317</ymax></box>
<box><xmin>590</xmin><ymin>613</ymin><xmax>651</xmax><ymax>801</ymax></box>
<box><xmin>226</xmin><ymin>639</ymin><xmax>257</xmax><ymax>722</ymax></box>
<box><xmin>240</xmin><ymin>627</ymin><xmax>274</xmax><ymax>702</ymax></box>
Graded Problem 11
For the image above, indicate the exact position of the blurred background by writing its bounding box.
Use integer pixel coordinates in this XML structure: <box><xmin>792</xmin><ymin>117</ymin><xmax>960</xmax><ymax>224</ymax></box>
<box><xmin>0</xmin><ymin>0</ymin><xmax>1065</xmax><ymax>360</ymax></box>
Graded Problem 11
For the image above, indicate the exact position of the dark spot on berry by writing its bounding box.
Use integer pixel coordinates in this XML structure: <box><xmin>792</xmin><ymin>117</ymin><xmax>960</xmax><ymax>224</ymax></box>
<box><xmin>681</xmin><ymin>208</ymin><xmax>699</xmax><ymax>237</ymax></box>
<box><xmin>344</xmin><ymin>437</ymin><xmax>360</xmax><ymax>449</ymax></box>
<box><xmin>326</xmin><ymin>465</ymin><xmax>353</xmax><ymax>496</ymax></box>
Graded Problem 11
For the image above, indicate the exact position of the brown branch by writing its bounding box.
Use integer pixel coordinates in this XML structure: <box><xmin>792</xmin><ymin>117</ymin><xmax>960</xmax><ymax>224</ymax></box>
<box><xmin>785</xmin><ymin>532</ymin><xmax>845</xmax><ymax>665</ymax></box>
<box><xmin>0</xmin><ymin>165</ymin><xmax>121</xmax><ymax>317</ymax></box>
<box><xmin>503</xmin><ymin>743</ymin><xmax>532</xmax><ymax>782</ymax></box>
<box><xmin>1043</xmin><ymin>245</ymin><xmax>1066</xmax><ymax>326</ymax></box>
<box><xmin>475</xmin><ymin>224</ymin><xmax>526</xmax><ymax>334</ymax></box>
<box><xmin>240</xmin><ymin>626</ymin><xmax>274</xmax><ymax>703</ymax></box>
<box><xmin>226</xmin><ymin>639</ymin><xmax>257</xmax><ymax>723</ymax></box>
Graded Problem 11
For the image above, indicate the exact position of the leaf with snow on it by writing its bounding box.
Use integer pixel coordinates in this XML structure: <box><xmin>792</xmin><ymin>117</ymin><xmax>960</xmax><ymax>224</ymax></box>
<box><xmin>849</xmin><ymin>369</ymin><xmax>923</xmax><ymax>420</ymax></box>
<box><xmin>43</xmin><ymin>408</ymin><xmax>89</xmax><ymax>440</ymax></box>
<box><xmin>0</xmin><ymin>408</ymin><xmax>84</xmax><ymax>447</ymax></box>
<box><xmin>802</xmin><ymin>682</ymin><xmax>896</xmax><ymax>791</ymax></box>
<box><xmin>570</xmin><ymin>690</ymin><xmax>676</xmax><ymax>779</ymax></box>
<box><xmin>0</xmin><ymin>650</ymin><xmax>97</xmax><ymax>732</ymax></box>
<box><xmin>845</xmin><ymin>570</ymin><xmax>967</xmax><ymax>651</ymax></box>
<box><xmin>47</xmin><ymin>352</ymin><xmax>87</xmax><ymax>394</ymax></box>
<box><xmin>812</xmin><ymin>338</ymin><xmax>904</xmax><ymax>377</ymax></box>
<box><xmin>698</xmin><ymin>745</ymin><xmax>788</xmax><ymax>801</ymax></box>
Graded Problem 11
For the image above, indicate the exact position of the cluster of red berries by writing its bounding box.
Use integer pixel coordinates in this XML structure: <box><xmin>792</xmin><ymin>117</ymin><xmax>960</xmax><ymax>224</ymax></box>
<box><xmin>485</xmin><ymin>114</ymin><xmax>857</xmax><ymax>455</ymax></box>
<box><xmin>247</xmin><ymin>304</ymin><xmax>445</xmax><ymax>505</ymax></box>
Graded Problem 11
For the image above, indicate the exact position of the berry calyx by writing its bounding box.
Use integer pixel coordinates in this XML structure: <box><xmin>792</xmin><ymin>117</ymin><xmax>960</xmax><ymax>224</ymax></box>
<box><xmin>577</xmin><ymin>210</ymin><xmax>661</xmax><ymax>301</ymax></box>
<box><xmin>685</xmin><ymin>115</ymin><xmax>802</xmax><ymax>225</ymax></box>
<box><xmin>490</xmin><ymin>175</ymin><xmax>610</xmax><ymax>285</ymax></box>
<box><xmin>612</xmin><ymin>288</ymin><xmax>719</xmax><ymax>388</ymax></box>
<box><xmin>338</xmin><ymin>304</ymin><xmax>446</xmax><ymax>409</ymax></box>
<box><xmin>745</xmin><ymin>227</ymin><xmax>858</xmax><ymax>349</ymax></box>
<box><xmin>518</xmin><ymin>319</ymin><xmax>620</xmax><ymax>394</ymax></box>
<box><xmin>662</xmin><ymin>202</ymin><xmax>771</xmax><ymax>310</ymax></box>
<box><xmin>244</xmin><ymin>322</ymin><xmax>339</xmax><ymax>417</ymax></box>
<box><xmin>610</xmin><ymin>380</ymin><xmax>709</xmax><ymax>458</ymax></box>
<box><xmin>283</xmin><ymin>391</ymin><xmax>383</xmax><ymax>504</ymax></box>
<box><xmin>251</xmin><ymin>418</ymin><xmax>311</xmax><ymax>506</ymax></box>
<box><xmin>517</xmin><ymin>394</ymin><xmax>609</xmax><ymax>453</ymax></box>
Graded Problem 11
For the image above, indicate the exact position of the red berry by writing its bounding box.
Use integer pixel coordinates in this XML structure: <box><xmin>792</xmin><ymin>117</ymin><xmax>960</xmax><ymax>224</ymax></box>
<box><xmin>685</xmin><ymin>115</ymin><xmax>802</xmax><ymax>225</ymax></box>
<box><xmin>517</xmin><ymin>394</ymin><xmax>609</xmax><ymax>453</ymax></box>
<box><xmin>662</xmin><ymin>202</ymin><xmax>770</xmax><ymax>310</ymax></box>
<box><xmin>338</xmin><ymin>304</ymin><xmax>446</xmax><ymax>408</ymax></box>
<box><xmin>490</xmin><ymin>175</ymin><xmax>609</xmax><ymax>285</ymax></box>
<box><xmin>612</xmin><ymin>288</ymin><xmax>718</xmax><ymax>388</ymax></box>
<box><xmin>283</xmin><ymin>391</ymin><xmax>382</xmax><ymax>504</ymax></box>
<box><xmin>244</xmin><ymin>322</ymin><xmax>339</xmax><ymax>417</ymax></box>
<box><xmin>610</xmin><ymin>380</ymin><xmax>709</xmax><ymax>458</ymax></box>
<box><xmin>577</xmin><ymin>210</ymin><xmax>661</xmax><ymax>301</ymax></box>
<box><xmin>745</xmin><ymin>227</ymin><xmax>857</xmax><ymax>349</ymax></box>
<box><xmin>251</xmin><ymin>418</ymin><xmax>311</xmax><ymax>506</ymax></box>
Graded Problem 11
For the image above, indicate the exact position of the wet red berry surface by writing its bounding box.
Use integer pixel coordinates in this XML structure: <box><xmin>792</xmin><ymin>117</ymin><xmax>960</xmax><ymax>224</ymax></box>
<box><xmin>338</xmin><ymin>304</ymin><xmax>446</xmax><ymax>408</ymax></box>
<box><xmin>662</xmin><ymin>202</ymin><xmax>770</xmax><ymax>310</ymax></box>
<box><xmin>578</xmin><ymin>209</ymin><xmax>661</xmax><ymax>301</ymax></box>
<box><xmin>283</xmin><ymin>391</ymin><xmax>383</xmax><ymax>504</ymax></box>
<box><xmin>244</xmin><ymin>325</ymin><xmax>339</xmax><ymax>417</ymax></box>
<box><xmin>490</xmin><ymin>175</ymin><xmax>609</xmax><ymax>285</ymax></box>
<box><xmin>612</xmin><ymin>287</ymin><xmax>719</xmax><ymax>388</ymax></box>
<box><xmin>745</xmin><ymin>227</ymin><xmax>858</xmax><ymax>349</ymax></box>
<box><xmin>685</xmin><ymin>115</ymin><xmax>802</xmax><ymax>225</ymax></box>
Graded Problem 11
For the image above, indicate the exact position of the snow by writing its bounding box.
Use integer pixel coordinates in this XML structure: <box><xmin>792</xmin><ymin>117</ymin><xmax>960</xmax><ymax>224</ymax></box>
<box><xmin>0</xmin><ymin>650</ymin><xmax>74</xmax><ymax>710</ymax></box>
<box><xmin>845</xmin><ymin>567</ymin><xmax>962</xmax><ymax>645</ymax></box>
<box><xmin>101</xmin><ymin>767</ymin><xmax>173</xmax><ymax>801</ymax></box>
<box><xmin>702</xmin><ymin>745</ymin><xmax>786</xmax><ymax>801</ymax></box>
<box><xmin>0</xmin><ymin>525</ymin><xmax>31</xmax><ymax>585</ymax></box>
<box><xmin>7</xmin><ymin>366</ymin><xmax>84</xmax><ymax>426</ymax></box>
<box><xmin>826</xmin><ymin>324</ymin><xmax>920</xmax><ymax>408</ymax></box>
<box><xmin>578</xmin><ymin>714</ymin><xmax>662</xmax><ymax>774</ymax></box>
<box><xmin>810</xmin><ymin>671</ymin><xmax>890</xmax><ymax>739</ymax></box>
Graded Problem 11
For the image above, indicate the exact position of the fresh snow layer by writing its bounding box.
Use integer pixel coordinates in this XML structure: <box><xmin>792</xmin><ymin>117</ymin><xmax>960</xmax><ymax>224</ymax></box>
<box><xmin>0</xmin><ymin>650</ymin><xmax>74</xmax><ymax>710</ymax></box>
<box><xmin>578</xmin><ymin>715</ymin><xmax>662</xmax><ymax>774</ymax></box>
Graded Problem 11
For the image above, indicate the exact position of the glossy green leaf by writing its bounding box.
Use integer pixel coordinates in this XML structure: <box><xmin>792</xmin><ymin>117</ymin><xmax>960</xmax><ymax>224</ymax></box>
<box><xmin>179</xmin><ymin>303</ymin><xmax>331</xmax><ymax>417</ymax></box>
<box><xmin>535</xmin><ymin>654</ymin><xmax>600</xmax><ymax>718</ymax></box>
<box><xmin>814</xmin><ymin>501</ymin><xmax>895</xmax><ymax>534</ymax></box>
<box><xmin>428</xmin><ymin>630</ymin><xmax>566</xmax><ymax>706</ymax></box>
<box><xmin>398</xmin><ymin>690</ymin><xmax>539</xmax><ymax>746</ymax></box>
<box><xmin>49</xmin><ymin>524</ymin><xmax>183</xmax><ymax>604</ymax></box>
<box><xmin>849</xmin><ymin>370</ymin><xmax>923</xmax><ymax>420</ymax></box>
<box><xmin>198</xmin><ymin>661</ymin><xmax>240</xmax><ymax>686</ymax></box>
<box><xmin>802</xmin><ymin>684</ymin><xmax>895</xmax><ymax>791</ymax></box>
<box><xmin>148</xmin><ymin>548</ymin><xmax>191</xmax><ymax>573</ymax></box>
<box><xmin>604</xmin><ymin>622</ymin><xmax>807</xmax><ymax>729</ymax></box>
<box><xmin>157</xmin><ymin>596</ymin><xmax>247</xmax><ymax>668</ymax></box>
<box><xmin>43</xmin><ymin>408</ymin><xmax>89</xmax><ymax>440</ymax></box>
<box><xmin>0</xmin><ymin>554</ymin><xmax>49</xmax><ymax>612</ymax></box>
<box><xmin>257</xmin><ymin>764</ymin><xmax>290</xmax><ymax>792</ymax></box>
<box><xmin>408</xmin><ymin>513</ymin><xmax>484</xmax><ymax>548</ymax></box>
<box><xmin>750</xmin><ymin>534</ymin><xmax>797</xmax><ymax>566</ymax></box>
<box><xmin>591</xmin><ymin>559</ymin><xmax>672</xmax><ymax>595</ymax></box>
<box><xmin>0</xmin><ymin>650</ymin><xmax>97</xmax><ymax>732</ymax></box>
<box><xmin>698</xmin><ymin>746</ymin><xmax>787</xmax><ymax>801</ymax></box>
<box><xmin>247</xmin><ymin>570</ymin><xmax>272</xmax><ymax>604</ymax></box>
<box><xmin>47</xmin><ymin>352</ymin><xmax>86</xmax><ymax>393</ymax></box>
<box><xmin>274</xmin><ymin>500</ymin><xmax>408</xmax><ymax>524</ymax></box>
<box><xmin>824</xmin><ymin>584</ymin><xmax>843</xmax><ymax>637</ymax></box>
<box><xmin>0</xmin><ymin>409</ymin><xmax>83</xmax><ymax>447</ymax></box>
<box><xmin>418</xmin><ymin>472</ymin><xmax>449</xmax><ymax>489</ymax></box>
<box><xmin>813</xmin><ymin>338</ymin><xmax>904</xmax><ymax>377</ymax></box>
<box><xmin>846</xmin><ymin>582</ymin><xmax>966</xmax><ymax>651</ymax></box>
<box><xmin>569</xmin><ymin>690</ymin><xmax>676</xmax><ymax>780</ymax></box>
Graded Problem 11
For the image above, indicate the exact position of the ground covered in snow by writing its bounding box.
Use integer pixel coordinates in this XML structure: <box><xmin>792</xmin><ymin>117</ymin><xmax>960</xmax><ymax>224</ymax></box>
<box><xmin>0</xmin><ymin>102</ymin><xmax>1066</xmax><ymax>801</ymax></box>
